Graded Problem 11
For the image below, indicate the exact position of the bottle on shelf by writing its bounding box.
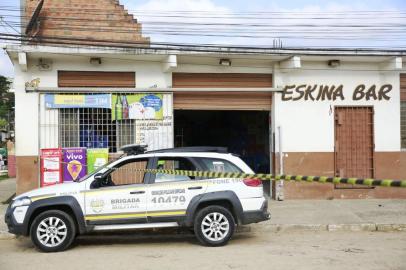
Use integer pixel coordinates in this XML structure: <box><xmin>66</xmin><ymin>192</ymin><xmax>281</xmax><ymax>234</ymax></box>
<box><xmin>114</xmin><ymin>94</ymin><xmax>123</xmax><ymax>121</ymax></box>
<box><xmin>122</xmin><ymin>95</ymin><xmax>129</xmax><ymax>119</ymax></box>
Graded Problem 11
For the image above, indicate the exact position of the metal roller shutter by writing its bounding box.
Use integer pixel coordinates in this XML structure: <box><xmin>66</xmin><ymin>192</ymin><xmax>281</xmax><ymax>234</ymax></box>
<box><xmin>174</xmin><ymin>91</ymin><xmax>272</xmax><ymax>111</ymax></box>
<box><xmin>172</xmin><ymin>73</ymin><xmax>273</xmax><ymax>110</ymax></box>
<box><xmin>58</xmin><ymin>71</ymin><xmax>135</xmax><ymax>88</ymax></box>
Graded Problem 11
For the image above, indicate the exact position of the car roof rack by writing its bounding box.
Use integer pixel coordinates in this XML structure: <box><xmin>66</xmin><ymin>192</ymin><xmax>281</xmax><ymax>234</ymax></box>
<box><xmin>120</xmin><ymin>144</ymin><xmax>148</xmax><ymax>155</ymax></box>
<box><xmin>146</xmin><ymin>146</ymin><xmax>228</xmax><ymax>154</ymax></box>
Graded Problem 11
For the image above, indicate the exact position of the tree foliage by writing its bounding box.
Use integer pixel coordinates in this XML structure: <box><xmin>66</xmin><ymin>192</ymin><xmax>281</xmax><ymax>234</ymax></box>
<box><xmin>0</xmin><ymin>76</ymin><xmax>14</xmax><ymax>130</ymax></box>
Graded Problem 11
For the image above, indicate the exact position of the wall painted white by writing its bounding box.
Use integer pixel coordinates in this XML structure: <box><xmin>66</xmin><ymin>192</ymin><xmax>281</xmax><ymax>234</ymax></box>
<box><xmin>25</xmin><ymin>55</ymin><xmax>172</xmax><ymax>88</ymax></box>
<box><xmin>16</xmin><ymin>55</ymin><xmax>174</xmax><ymax>155</ymax></box>
<box><xmin>14</xmin><ymin>63</ymin><xmax>40</xmax><ymax>156</ymax></box>
<box><xmin>273</xmin><ymin>61</ymin><xmax>401</xmax><ymax>153</ymax></box>
<box><xmin>14</xmin><ymin>53</ymin><xmax>402</xmax><ymax>157</ymax></box>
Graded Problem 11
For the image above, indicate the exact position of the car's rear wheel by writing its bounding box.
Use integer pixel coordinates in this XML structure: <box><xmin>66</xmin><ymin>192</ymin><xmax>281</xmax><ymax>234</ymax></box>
<box><xmin>194</xmin><ymin>206</ymin><xmax>235</xmax><ymax>246</ymax></box>
<box><xmin>30</xmin><ymin>210</ymin><xmax>76</xmax><ymax>252</ymax></box>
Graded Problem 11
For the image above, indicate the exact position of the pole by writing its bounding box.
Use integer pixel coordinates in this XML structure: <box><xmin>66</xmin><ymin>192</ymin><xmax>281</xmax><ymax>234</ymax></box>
<box><xmin>277</xmin><ymin>126</ymin><xmax>284</xmax><ymax>201</ymax></box>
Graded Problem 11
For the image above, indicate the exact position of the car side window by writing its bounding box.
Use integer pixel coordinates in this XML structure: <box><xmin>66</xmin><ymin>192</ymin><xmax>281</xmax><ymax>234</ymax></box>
<box><xmin>154</xmin><ymin>157</ymin><xmax>196</xmax><ymax>183</ymax></box>
<box><xmin>199</xmin><ymin>158</ymin><xmax>242</xmax><ymax>173</ymax></box>
<box><xmin>91</xmin><ymin>158</ymin><xmax>149</xmax><ymax>188</ymax></box>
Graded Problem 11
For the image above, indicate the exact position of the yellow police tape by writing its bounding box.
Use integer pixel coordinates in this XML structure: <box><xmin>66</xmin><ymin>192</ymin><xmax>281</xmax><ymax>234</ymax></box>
<box><xmin>39</xmin><ymin>157</ymin><xmax>406</xmax><ymax>188</ymax></box>
<box><xmin>143</xmin><ymin>169</ymin><xmax>406</xmax><ymax>188</ymax></box>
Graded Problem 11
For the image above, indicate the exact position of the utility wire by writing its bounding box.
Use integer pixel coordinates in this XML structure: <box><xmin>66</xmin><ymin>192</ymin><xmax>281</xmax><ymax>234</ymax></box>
<box><xmin>2</xmin><ymin>20</ymin><xmax>405</xmax><ymax>42</ymax></box>
<box><xmin>6</xmin><ymin>23</ymin><xmax>405</xmax><ymax>37</ymax></box>
<box><xmin>0</xmin><ymin>17</ymin><xmax>19</xmax><ymax>34</ymax></box>
<box><xmin>2</xmin><ymin>6</ymin><xmax>406</xmax><ymax>15</ymax></box>
<box><xmin>0</xmin><ymin>6</ymin><xmax>405</xmax><ymax>49</ymax></box>
<box><xmin>3</xmin><ymin>14</ymin><xmax>406</xmax><ymax>27</ymax></box>
<box><xmin>4</xmin><ymin>17</ymin><xmax>406</xmax><ymax>28</ymax></box>
<box><xmin>1</xmin><ymin>32</ymin><xmax>406</xmax><ymax>50</ymax></box>
<box><xmin>3</xmin><ymin>7</ymin><xmax>406</xmax><ymax>20</ymax></box>
<box><xmin>2</xmin><ymin>38</ymin><xmax>405</xmax><ymax>72</ymax></box>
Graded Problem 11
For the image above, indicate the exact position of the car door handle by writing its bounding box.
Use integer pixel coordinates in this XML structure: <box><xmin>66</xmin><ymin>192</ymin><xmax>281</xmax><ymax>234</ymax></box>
<box><xmin>130</xmin><ymin>191</ymin><xmax>145</xmax><ymax>194</ymax></box>
<box><xmin>188</xmin><ymin>186</ymin><xmax>202</xmax><ymax>190</ymax></box>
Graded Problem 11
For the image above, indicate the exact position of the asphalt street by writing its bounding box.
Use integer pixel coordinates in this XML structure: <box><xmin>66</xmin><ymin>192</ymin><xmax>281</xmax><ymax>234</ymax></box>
<box><xmin>0</xmin><ymin>231</ymin><xmax>405</xmax><ymax>270</ymax></box>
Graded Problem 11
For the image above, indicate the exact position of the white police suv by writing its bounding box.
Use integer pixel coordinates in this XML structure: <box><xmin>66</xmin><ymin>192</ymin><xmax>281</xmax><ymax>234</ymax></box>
<box><xmin>5</xmin><ymin>146</ymin><xmax>270</xmax><ymax>252</ymax></box>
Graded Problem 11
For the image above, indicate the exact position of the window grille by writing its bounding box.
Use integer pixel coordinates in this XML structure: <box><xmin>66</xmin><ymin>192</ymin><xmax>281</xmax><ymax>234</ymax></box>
<box><xmin>59</xmin><ymin>108</ymin><xmax>135</xmax><ymax>152</ymax></box>
<box><xmin>39</xmin><ymin>92</ymin><xmax>174</xmax><ymax>152</ymax></box>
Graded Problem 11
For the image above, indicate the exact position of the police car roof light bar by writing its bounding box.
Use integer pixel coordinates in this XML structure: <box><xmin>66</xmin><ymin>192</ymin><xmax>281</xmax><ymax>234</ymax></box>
<box><xmin>147</xmin><ymin>146</ymin><xmax>228</xmax><ymax>154</ymax></box>
<box><xmin>120</xmin><ymin>144</ymin><xmax>148</xmax><ymax>155</ymax></box>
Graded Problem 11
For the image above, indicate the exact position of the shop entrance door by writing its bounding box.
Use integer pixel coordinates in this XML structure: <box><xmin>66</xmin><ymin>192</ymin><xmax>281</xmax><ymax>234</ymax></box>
<box><xmin>174</xmin><ymin>110</ymin><xmax>270</xmax><ymax>172</ymax></box>
<box><xmin>173</xmin><ymin>89</ymin><xmax>273</xmax><ymax>196</ymax></box>
<box><xmin>334</xmin><ymin>107</ymin><xmax>374</xmax><ymax>186</ymax></box>
<box><xmin>174</xmin><ymin>110</ymin><xmax>272</xmax><ymax>194</ymax></box>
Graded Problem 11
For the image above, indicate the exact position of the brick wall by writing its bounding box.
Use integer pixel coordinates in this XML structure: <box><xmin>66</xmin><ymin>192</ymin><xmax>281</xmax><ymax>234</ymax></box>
<box><xmin>25</xmin><ymin>0</ymin><xmax>149</xmax><ymax>46</ymax></box>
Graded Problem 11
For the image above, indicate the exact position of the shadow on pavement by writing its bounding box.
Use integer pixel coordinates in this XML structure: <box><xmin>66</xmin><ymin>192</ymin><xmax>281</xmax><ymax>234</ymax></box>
<box><xmin>9</xmin><ymin>230</ymin><xmax>256</xmax><ymax>252</ymax></box>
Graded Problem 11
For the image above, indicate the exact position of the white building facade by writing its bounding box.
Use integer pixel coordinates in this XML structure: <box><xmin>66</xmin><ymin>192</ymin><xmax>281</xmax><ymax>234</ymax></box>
<box><xmin>5</xmin><ymin>44</ymin><xmax>406</xmax><ymax>199</ymax></box>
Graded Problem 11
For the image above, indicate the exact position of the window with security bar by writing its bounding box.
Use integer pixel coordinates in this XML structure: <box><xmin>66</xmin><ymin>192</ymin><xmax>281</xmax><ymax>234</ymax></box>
<box><xmin>39</xmin><ymin>92</ymin><xmax>173</xmax><ymax>152</ymax></box>
<box><xmin>59</xmin><ymin>108</ymin><xmax>135</xmax><ymax>153</ymax></box>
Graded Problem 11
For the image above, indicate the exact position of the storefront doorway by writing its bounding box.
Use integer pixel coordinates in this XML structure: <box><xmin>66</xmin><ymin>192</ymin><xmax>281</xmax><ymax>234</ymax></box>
<box><xmin>174</xmin><ymin>110</ymin><xmax>272</xmax><ymax>194</ymax></box>
<box><xmin>334</xmin><ymin>106</ymin><xmax>374</xmax><ymax>189</ymax></box>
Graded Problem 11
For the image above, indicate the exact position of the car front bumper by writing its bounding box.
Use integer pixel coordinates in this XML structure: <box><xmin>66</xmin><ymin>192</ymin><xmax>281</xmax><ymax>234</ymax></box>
<box><xmin>241</xmin><ymin>200</ymin><xmax>270</xmax><ymax>225</ymax></box>
<box><xmin>4</xmin><ymin>204</ymin><xmax>27</xmax><ymax>236</ymax></box>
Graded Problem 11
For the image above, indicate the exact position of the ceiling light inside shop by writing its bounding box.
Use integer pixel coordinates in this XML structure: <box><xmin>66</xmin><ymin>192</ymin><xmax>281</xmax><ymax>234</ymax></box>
<box><xmin>90</xmin><ymin>57</ymin><xmax>102</xmax><ymax>65</ymax></box>
<box><xmin>328</xmin><ymin>59</ymin><xmax>340</xmax><ymax>68</ymax></box>
<box><xmin>219</xmin><ymin>59</ymin><xmax>232</xmax><ymax>66</ymax></box>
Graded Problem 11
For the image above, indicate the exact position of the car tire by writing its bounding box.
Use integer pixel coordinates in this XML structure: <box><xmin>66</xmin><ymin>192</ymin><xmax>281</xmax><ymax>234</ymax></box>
<box><xmin>194</xmin><ymin>206</ymin><xmax>235</xmax><ymax>247</ymax></box>
<box><xmin>30</xmin><ymin>210</ymin><xmax>76</xmax><ymax>252</ymax></box>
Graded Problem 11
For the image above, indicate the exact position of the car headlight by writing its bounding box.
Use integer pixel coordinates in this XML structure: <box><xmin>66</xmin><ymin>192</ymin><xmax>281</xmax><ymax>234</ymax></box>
<box><xmin>11</xmin><ymin>197</ymin><xmax>31</xmax><ymax>209</ymax></box>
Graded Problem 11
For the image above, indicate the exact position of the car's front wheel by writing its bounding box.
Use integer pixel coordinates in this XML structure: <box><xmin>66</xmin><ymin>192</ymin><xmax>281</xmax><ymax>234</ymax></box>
<box><xmin>194</xmin><ymin>206</ymin><xmax>235</xmax><ymax>246</ymax></box>
<box><xmin>30</xmin><ymin>210</ymin><xmax>76</xmax><ymax>252</ymax></box>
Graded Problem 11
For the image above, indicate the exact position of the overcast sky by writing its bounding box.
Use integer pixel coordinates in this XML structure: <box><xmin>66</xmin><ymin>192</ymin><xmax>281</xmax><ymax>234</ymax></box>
<box><xmin>1</xmin><ymin>0</ymin><xmax>405</xmax><ymax>78</ymax></box>
<box><xmin>125</xmin><ymin>0</ymin><xmax>406</xmax><ymax>13</ymax></box>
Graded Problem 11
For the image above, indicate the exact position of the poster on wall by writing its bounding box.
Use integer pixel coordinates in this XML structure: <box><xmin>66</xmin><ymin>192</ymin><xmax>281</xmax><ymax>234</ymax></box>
<box><xmin>87</xmin><ymin>148</ymin><xmax>109</xmax><ymax>173</ymax></box>
<box><xmin>135</xmin><ymin>116</ymin><xmax>173</xmax><ymax>150</ymax></box>
<box><xmin>112</xmin><ymin>94</ymin><xmax>163</xmax><ymax>120</ymax></box>
<box><xmin>63</xmin><ymin>148</ymin><xmax>87</xmax><ymax>182</ymax></box>
<box><xmin>45</xmin><ymin>94</ymin><xmax>111</xmax><ymax>109</ymax></box>
<box><xmin>40</xmin><ymin>148</ymin><xmax>62</xmax><ymax>187</ymax></box>
<box><xmin>133</xmin><ymin>93</ymin><xmax>173</xmax><ymax>151</ymax></box>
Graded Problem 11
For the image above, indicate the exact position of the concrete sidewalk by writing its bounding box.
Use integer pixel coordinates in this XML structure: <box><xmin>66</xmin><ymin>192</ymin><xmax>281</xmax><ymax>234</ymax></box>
<box><xmin>252</xmin><ymin>199</ymin><xmax>406</xmax><ymax>232</ymax></box>
<box><xmin>0</xmin><ymin>177</ymin><xmax>16</xmax><ymax>239</ymax></box>
<box><xmin>0</xmin><ymin>178</ymin><xmax>15</xmax><ymax>203</ymax></box>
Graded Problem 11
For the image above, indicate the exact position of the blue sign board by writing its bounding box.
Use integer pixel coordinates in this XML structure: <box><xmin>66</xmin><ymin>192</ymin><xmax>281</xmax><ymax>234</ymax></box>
<box><xmin>45</xmin><ymin>94</ymin><xmax>111</xmax><ymax>109</ymax></box>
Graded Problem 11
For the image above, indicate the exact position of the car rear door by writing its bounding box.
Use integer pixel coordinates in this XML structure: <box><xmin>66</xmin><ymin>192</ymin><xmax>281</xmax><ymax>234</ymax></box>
<box><xmin>145</xmin><ymin>156</ymin><xmax>208</xmax><ymax>223</ymax></box>
<box><xmin>197</xmin><ymin>156</ymin><xmax>264</xmax><ymax>199</ymax></box>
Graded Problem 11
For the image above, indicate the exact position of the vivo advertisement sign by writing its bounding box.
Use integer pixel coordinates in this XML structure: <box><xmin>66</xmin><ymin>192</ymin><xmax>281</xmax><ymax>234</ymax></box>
<box><xmin>45</xmin><ymin>94</ymin><xmax>111</xmax><ymax>109</ymax></box>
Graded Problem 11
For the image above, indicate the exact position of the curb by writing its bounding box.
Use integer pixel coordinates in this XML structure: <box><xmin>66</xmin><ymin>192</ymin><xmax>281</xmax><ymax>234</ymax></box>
<box><xmin>376</xmin><ymin>224</ymin><xmax>406</xmax><ymax>232</ymax></box>
<box><xmin>327</xmin><ymin>224</ymin><xmax>377</xmax><ymax>232</ymax></box>
<box><xmin>0</xmin><ymin>223</ymin><xmax>404</xmax><ymax>241</ymax></box>
<box><xmin>257</xmin><ymin>224</ymin><xmax>327</xmax><ymax>232</ymax></box>
<box><xmin>251</xmin><ymin>223</ymin><xmax>406</xmax><ymax>232</ymax></box>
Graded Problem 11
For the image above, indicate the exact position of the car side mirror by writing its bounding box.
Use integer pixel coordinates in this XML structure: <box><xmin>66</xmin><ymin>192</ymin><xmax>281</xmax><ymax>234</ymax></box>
<box><xmin>90</xmin><ymin>173</ymin><xmax>104</xmax><ymax>189</ymax></box>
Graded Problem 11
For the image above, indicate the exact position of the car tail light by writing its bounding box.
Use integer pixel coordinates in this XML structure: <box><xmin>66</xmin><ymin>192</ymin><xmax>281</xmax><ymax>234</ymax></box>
<box><xmin>243</xmin><ymin>178</ymin><xmax>262</xmax><ymax>187</ymax></box>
